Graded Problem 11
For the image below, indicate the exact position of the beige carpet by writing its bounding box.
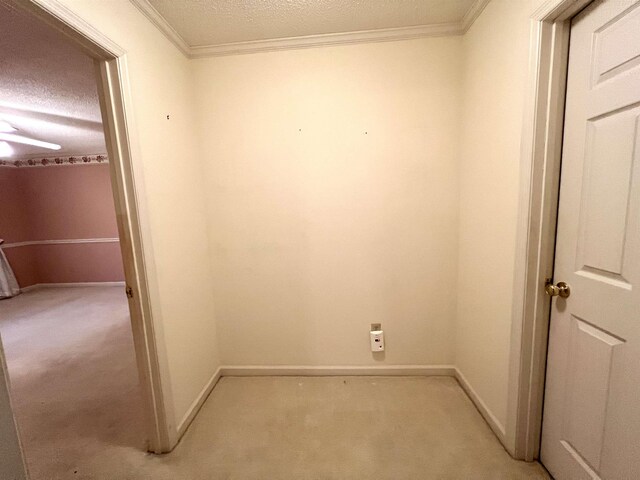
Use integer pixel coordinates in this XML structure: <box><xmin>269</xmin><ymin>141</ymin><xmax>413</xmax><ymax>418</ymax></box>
<box><xmin>0</xmin><ymin>286</ymin><xmax>146</xmax><ymax>480</ymax></box>
<box><xmin>0</xmin><ymin>287</ymin><xmax>550</xmax><ymax>479</ymax></box>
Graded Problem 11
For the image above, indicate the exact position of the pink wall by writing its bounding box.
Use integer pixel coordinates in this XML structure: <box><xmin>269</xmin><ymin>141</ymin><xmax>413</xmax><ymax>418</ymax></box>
<box><xmin>2</xmin><ymin>248</ymin><xmax>39</xmax><ymax>288</ymax></box>
<box><xmin>0</xmin><ymin>168</ymin><xmax>30</xmax><ymax>243</ymax></box>
<box><xmin>0</xmin><ymin>164</ymin><xmax>124</xmax><ymax>287</ymax></box>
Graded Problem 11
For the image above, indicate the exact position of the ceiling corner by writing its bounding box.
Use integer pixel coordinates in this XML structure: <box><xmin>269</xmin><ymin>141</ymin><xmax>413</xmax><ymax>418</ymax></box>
<box><xmin>129</xmin><ymin>0</ymin><xmax>191</xmax><ymax>57</ymax></box>
<box><xmin>461</xmin><ymin>0</ymin><xmax>492</xmax><ymax>33</ymax></box>
<box><xmin>130</xmin><ymin>0</ymin><xmax>483</xmax><ymax>60</ymax></box>
<box><xmin>189</xmin><ymin>22</ymin><xmax>464</xmax><ymax>59</ymax></box>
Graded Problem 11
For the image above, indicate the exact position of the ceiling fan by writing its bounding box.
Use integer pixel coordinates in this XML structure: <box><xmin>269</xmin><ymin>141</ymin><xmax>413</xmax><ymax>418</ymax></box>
<box><xmin>0</xmin><ymin>120</ymin><xmax>61</xmax><ymax>158</ymax></box>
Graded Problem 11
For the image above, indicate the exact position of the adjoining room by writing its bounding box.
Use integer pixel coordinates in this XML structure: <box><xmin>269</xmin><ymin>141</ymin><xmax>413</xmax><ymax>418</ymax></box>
<box><xmin>0</xmin><ymin>4</ymin><xmax>145</xmax><ymax>478</ymax></box>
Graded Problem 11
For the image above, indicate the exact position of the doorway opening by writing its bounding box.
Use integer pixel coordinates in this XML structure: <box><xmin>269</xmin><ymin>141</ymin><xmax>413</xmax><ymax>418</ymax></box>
<box><xmin>0</xmin><ymin>4</ymin><xmax>143</xmax><ymax>477</ymax></box>
<box><xmin>0</xmin><ymin>0</ymin><xmax>170</xmax><ymax>476</ymax></box>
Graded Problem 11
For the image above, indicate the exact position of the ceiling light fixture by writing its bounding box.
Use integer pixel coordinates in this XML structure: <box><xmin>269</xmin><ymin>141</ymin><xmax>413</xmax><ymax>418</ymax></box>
<box><xmin>0</xmin><ymin>133</ymin><xmax>61</xmax><ymax>150</ymax></box>
<box><xmin>0</xmin><ymin>121</ymin><xmax>17</xmax><ymax>133</ymax></box>
<box><xmin>0</xmin><ymin>141</ymin><xmax>14</xmax><ymax>157</ymax></box>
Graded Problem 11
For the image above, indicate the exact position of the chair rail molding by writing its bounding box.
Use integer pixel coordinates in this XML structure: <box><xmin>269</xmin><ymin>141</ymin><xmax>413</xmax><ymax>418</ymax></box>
<box><xmin>2</xmin><ymin>238</ymin><xmax>120</xmax><ymax>249</ymax></box>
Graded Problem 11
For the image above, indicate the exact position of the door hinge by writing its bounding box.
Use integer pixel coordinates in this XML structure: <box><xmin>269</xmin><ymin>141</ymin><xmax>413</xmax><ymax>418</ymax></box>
<box><xmin>126</xmin><ymin>285</ymin><xmax>134</xmax><ymax>299</ymax></box>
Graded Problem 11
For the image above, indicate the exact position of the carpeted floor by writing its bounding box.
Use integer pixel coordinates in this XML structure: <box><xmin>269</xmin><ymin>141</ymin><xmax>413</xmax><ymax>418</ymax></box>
<box><xmin>0</xmin><ymin>286</ymin><xmax>146</xmax><ymax>480</ymax></box>
<box><xmin>0</xmin><ymin>287</ymin><xmax>550</xmax><ymax>479</ymax></box>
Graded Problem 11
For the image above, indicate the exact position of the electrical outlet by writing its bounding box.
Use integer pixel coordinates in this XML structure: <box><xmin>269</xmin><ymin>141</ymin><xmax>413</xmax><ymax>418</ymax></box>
<box><xmin>370</xmin><ymin>329</ymin><xmax>384</xmax><ymax>352</ymax></box>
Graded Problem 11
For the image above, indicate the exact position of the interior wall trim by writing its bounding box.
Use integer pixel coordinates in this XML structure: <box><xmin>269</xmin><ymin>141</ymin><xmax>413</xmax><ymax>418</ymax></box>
<box><xmin>23</xmin><ymin>0</ymin><xmax>125</xmax><ymax>58</ymax></box>
<box><xmin>176</xmin><ymin>367</ymin><xmax>223</xmax><ymax>440</ymax></box>
<box><xmin>461</xmin><ymin>0</ymin><xmax>491</xmax><ymax>32</ymax></box>
<box><xmin>20</xmin><ymin>281</ymin><xmax>126</xmax><ymax>293</ymax></box>
<box><xmin>219</xmin><ymin>365</ymin><xmax>456</xmax><ymax>377</ymax></box>
<box><xmin>128</xmin><ymin>0</ymin><xmax>190</xmax><ymax>56</ymax></box>
<box><xmin>172</xmin><ymin>365</ymin><xmax>455</xmax><ymax>442</ymax></box>
<box><xmin>2</xmin><ymin>238</ymin><xmax>119</xmax><ymax>249</ymax></box>
<box><xmin>0</xmin><ymin>154</ymin><xmax>109</xmax><ymax>168</ymax></box>
<box><xmin>174</xmin><ymin>365</ymin><xmax>506</xmax><ymax>445</ymax></box>
<box><xmin>188</xmin><ymin>23</ymin><xmax>462</xmax><ymax>58</ymax></box>
<box><xmin>506</xmin><ymin>0</ymin><xmax>594</xmax><ymax>462</ymax></box>
<box><xmin>454</xmin><ymin>367</ymin><xmax>506</xmax><ymax>444</ymax></box>
<box><xmin>129</xmin><ymin>0</ymin><xmax>491</xmax><ymax>58</ymax></box>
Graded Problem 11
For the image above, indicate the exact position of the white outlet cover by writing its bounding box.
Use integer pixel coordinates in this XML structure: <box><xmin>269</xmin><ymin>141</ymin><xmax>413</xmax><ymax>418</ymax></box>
<box><xmin>370</xmin><ymin>330</ymin><xmax>384</xmax><ymax>352</ymax></box>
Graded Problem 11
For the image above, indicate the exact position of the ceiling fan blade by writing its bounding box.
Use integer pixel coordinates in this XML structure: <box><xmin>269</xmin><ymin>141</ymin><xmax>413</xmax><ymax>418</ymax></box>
<box><xmin>0</xmin><ymin>141</ymin><xmax>14</xmax><ymax>157</ymax></box>
<box><xmin>0</xmin><ymin>121</ymin><xmax>17</xmax><ymax>133</ymax></box>
<box><xmin>0</xmin><ymin>132</ymin><xmax>61</xmax><ymax>150</ymax></box>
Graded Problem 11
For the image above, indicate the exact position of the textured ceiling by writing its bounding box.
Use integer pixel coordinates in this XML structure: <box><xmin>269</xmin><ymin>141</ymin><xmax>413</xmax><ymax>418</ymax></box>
<box><xmin>0</xmin><ymin>1</ymin><xmax>105</xmax><ymax>160</ymax></box>
<box><xmin>147</xmin><ymin>0</ymin><xmax>476</xmax><ymax>47</ymax></box>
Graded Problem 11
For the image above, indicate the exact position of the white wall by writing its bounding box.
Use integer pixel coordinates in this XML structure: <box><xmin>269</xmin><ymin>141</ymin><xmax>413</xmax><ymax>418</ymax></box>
<box><xmin>193</xmin><ymin>38</ymin><xmax>462</xmax><ymax>366</ymax></box>
<box><xmin>56</xmin><ymin>0</ymin><xmax>220</xmax><ymax>435</ymax></box>
<box><xmin>455</xmin><ymin>0</ymin><xmax>537</xmax><ymax>435</ymax></box>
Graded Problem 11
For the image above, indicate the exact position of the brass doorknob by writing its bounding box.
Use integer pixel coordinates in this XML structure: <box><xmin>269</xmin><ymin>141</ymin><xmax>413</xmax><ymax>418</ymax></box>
<box><xmin>545</xmin><ymin>280</ymin><xmax>570</xmax><ymax>298</ymax></box>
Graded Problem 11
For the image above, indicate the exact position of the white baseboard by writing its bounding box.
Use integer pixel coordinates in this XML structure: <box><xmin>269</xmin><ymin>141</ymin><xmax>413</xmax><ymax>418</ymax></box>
<box><xmin>454</xmin><ymin>367</ymin><xmax>506</xmax><ymax>444</ymax></box>
<box><xmin>18</xmin><ymin>284</ymin><xmax>39</xmax><ymax>293</ymax></box>
<box><xmin>20</xmin><ymin>281</ymin><xmax>125</xmax><ymax>293</ymax></box>
<box><xmin>219</xmin><ymin>364</ymin><xmax>456</xmax><ymax>377</ymax></box>
<box><xmin>173</xmin><ymin>364</ymin><xmax>453</xmax><ymax>442</ymax></box>
<box><xmin>176</xmin><ymin>367</ymin><xmax>223</xmax><ymax>440</ymax></box>
<box><xmin>173</xmin><ymin>365</ymin><xmax>508</xmax><ymax>452</ymax></box>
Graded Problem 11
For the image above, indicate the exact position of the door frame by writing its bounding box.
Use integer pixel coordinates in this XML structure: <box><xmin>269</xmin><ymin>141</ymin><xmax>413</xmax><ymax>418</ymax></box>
<box><xmin>4</xmin><ymin>0</ymin><xmax>174</xmax><ymax>454</ymax></box>
<box><xmin>505</xmin><ymin>0</ymin><xmax>593</xmax><ymax>462</ymax></box>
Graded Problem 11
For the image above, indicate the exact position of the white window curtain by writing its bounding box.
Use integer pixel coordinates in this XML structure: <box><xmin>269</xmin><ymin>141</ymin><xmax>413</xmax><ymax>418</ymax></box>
<box><xmin>0</xmin><ymin>240</ymin><xmax>20</xmax><ymax>299</ymax></box>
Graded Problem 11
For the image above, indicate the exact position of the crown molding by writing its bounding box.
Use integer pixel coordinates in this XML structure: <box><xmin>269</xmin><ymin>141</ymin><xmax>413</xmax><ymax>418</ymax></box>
<box><xmin>129</xmin><ymin>0</ymin><xmax>489</xmax><ymax>59</ymax></box>
<box><xmin>0</xmin><ymin>154</ymin><xmax>109</xmax><ymax>168</ymax></box>
<box><xmin>190</xmin><ymin>22</ymin><xmax>464</xmax><ymax>58</ymax></box>
<box><xmin>461</xmin><ymin>0</ymin><xmax>492</xmax><ymax>33</ymax></box>
<box><xmin>129</xmin><ymin>0</ymin><xmax>190</xmax><ymax>56</ymax></box>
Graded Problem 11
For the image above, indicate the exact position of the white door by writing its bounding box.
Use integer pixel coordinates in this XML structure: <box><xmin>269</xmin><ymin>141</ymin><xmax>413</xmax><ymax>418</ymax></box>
<box><xmin>540</xmin><ymin>0</ymin><xmax>640</xmax><ymax>479</ymax></box>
